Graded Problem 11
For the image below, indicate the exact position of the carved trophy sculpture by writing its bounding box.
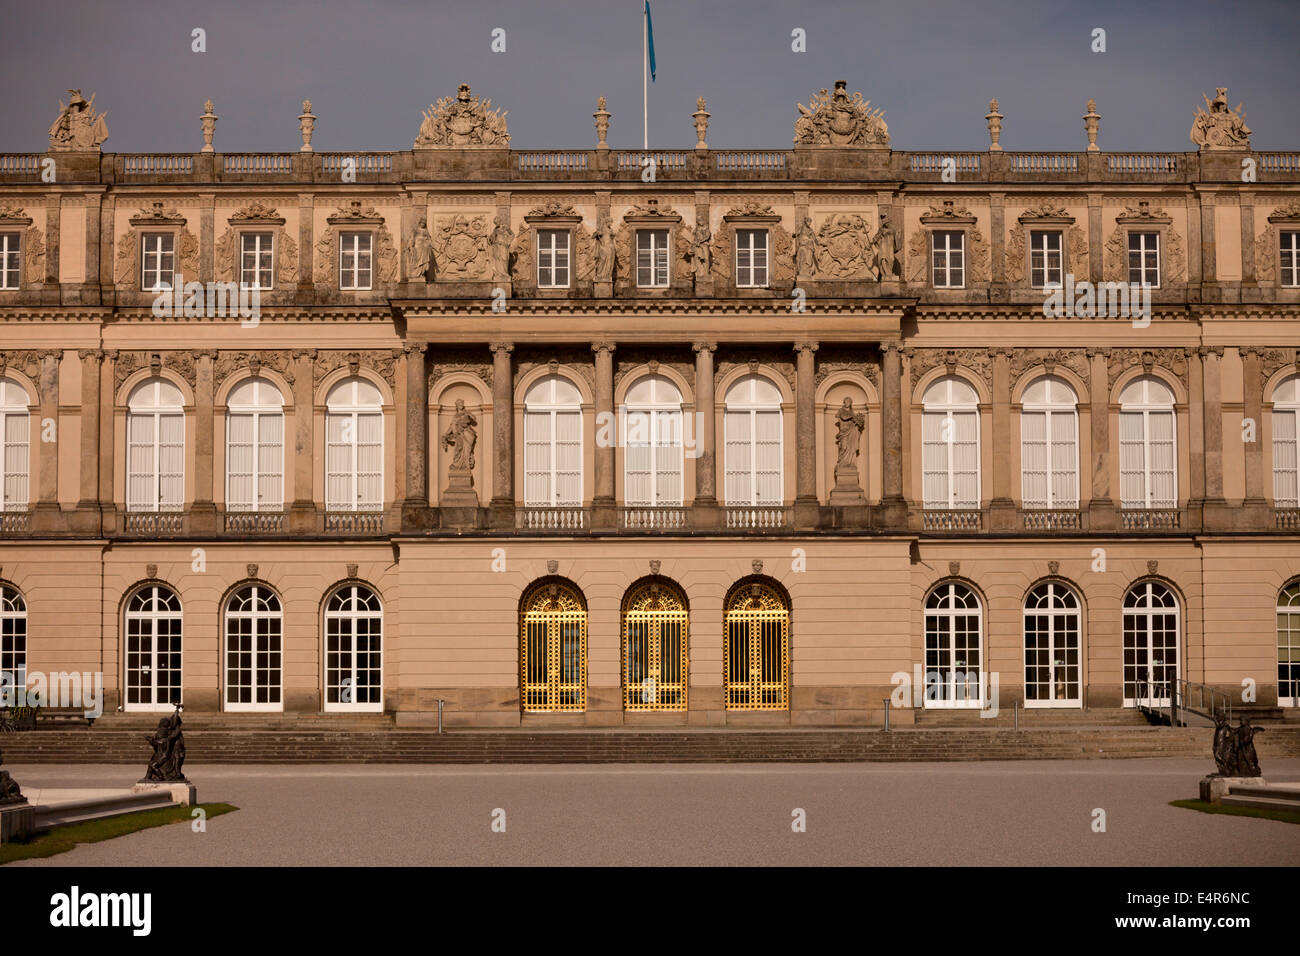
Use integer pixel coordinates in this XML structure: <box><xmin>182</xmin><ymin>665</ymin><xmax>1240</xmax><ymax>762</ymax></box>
<box><xmin>441</xmin><ymin>399</ymin><xmax>479</xmax><ymax>508</ymax></box>
<box><xmin>142</xmin><ymin>705</ymin><xmax>188</xmax><ymax>783</ymax></box>
<box><xmin>830</xmin><ymin>398</ymin><xmax>867</xmax><ymax>504</ymax></box>
<box><xmin>415</xmin><ymin>84</ymin><xmax>509</xmax><ymax>147</ymax></box>
<box><xmin>0</xmin><ymin>749</ymin><xmax>26</xmax><ymax>806</ymax></box>
<box><xmin>408</xmin><ymin>217</ymin><xmax>435</xmax><ymax>282</ymax></box>
<box><xmin>48</xmin><ymin>89</ymin><xmax>109</xmax><ymax>151</ymax></box>
<box><xmin>1190</xmin><ymin>88</ymin><xmax>1251</xmax><ymax>150</ymax></box>
<box><xmin>1210</xmin><ymin>711</ymin><xmax>1265</xmax><ymax>778</ymax></box>
<box><xmin>794</xmin><ymin>81</ymin><xmax>889</xmax><ymax>147</ymax></box>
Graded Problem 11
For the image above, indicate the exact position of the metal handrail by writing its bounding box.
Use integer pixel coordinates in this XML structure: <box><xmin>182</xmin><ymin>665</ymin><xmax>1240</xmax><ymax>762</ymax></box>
<box><xmin>1176</xmin><ymin>678</ymin><xmax>1232</xmax><ymax>724</ymax></box>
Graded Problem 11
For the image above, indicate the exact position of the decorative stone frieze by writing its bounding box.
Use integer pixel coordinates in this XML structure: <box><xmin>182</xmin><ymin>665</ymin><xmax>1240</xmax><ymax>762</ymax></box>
<box><xmin>815</xmin><ymin>357</ymin><xmax>880</xmax><ymax>390</ymax></box>
<box><xmin>1251</xmin><ymin>346</ymin><xmax>1300</xmax><ymax>381</ymax></box>
<box><xmin>430</xmin><ymin>213</ymin><xmax>492</xmax><ymax>280</ymax></box>
<box><xmin>0</xmin><ymin>351</ymin><xmax>45</xmax><ymax>394</ymax></box>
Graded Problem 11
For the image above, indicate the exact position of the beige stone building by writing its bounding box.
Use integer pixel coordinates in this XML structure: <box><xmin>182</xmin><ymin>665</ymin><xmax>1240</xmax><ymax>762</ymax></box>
<box><xmin>0</xmin><ymin>84</ymin><xmax>1298</xmax><ymax>727</ymax></box>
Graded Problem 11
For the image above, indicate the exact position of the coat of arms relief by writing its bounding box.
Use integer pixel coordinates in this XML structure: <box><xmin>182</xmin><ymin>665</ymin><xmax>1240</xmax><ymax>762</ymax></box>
<box><xmin>794</xmin><ymin>81</ymin><xmax>889</xmax><ymax>147</ymax></box>
<box><xmin>414</xmin><ymin>84</ymin><xmax>509</xmax><ymax>148</ymax></box>
<box><xmin>1189</xmin><ymin>88</ymin><xmax>1250</xmax><ymax>151</ymax></box>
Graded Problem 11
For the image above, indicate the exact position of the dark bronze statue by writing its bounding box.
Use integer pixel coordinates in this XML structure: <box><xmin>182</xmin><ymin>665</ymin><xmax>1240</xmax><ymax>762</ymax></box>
<box><xmin>1211</xmin><ymin>711</ymin><xmax>1265</xmax><ymax>777</ymax></box>
<box><xmin>0</xmin><ymin>748</ymin><xmax>26</xmax><ymax>805</ymax></box>
<box><xmin>142</xmin><ymin>705</ymin><xmax>187</xmax><ymax>783</ymax></box>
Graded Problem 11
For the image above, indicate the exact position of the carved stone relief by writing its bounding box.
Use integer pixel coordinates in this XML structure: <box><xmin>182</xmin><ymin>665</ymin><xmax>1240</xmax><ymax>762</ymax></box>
<box><xmin>314</xmin><ymin>203</ymin><xmax>398</xmax><ymax>286</ymax></box>
<box><xmin>1004</xmin><ymin>201</ymin><xmax>1088</xmax><ymax>284</ymax></box>
<box><xmin>908</xmin><ymin>348</ymin><xmax>994</xmax><ymax>393</ymax></box>
<box><xmin>1106</xmin><ymin>348</ymin><xmax>1189</xmax><ymax>389</ymax></box>
<box><xmin>1102</xmin><ymin>204</ymin><xmax>1186</xmax><ymax>284</ymax></box>
<box><xmin>414</xmin><ymin>84</ymin><xmax>509</xmax><ymax>147</ymax></box>
<box><xmin>312</xmin><ymin>350</ymin><xmax>401</xmax><ymax>391</ymax></box>
<box><xmin>1254</xmin><ymin>202</ymin><xmax>1300</xmax><ymax>284</ymax></box>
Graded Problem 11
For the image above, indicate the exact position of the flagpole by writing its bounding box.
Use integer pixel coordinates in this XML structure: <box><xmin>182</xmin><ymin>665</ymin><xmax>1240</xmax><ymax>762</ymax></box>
<box><xmin>642</xmin><ymin>1</ymin><xmax>648</xmax><ymax>150</ymax></box>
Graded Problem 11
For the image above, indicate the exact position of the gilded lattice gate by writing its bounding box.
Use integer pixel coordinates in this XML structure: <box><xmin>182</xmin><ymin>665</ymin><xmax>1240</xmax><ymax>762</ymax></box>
<box><xmin>520</xmin><ymin>580</ymin><xmax>588</xmax><ymax>712</ymax></box>
<box><xmin>622</xmin><ymin>580</ymin><xmax>689</xmax><ymax>711</ymax></box>
<box><xmin>724</xmin><ymin>581</ymin><xmax>789</xmax><ymax>710</ymax></box>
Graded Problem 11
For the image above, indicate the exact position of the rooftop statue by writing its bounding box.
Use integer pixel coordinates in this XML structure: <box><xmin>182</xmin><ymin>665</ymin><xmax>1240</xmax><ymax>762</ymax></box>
<box><xmin>794</xmin><ymin>81</ymin><xmax>889</xmax><ymax>147</ymax></box>
<box><xmin>48</xmin><ymin>89</ymin><xmax>109</xmax><ymax>151</ymax></box>
<box><xmin>1190</xmin><ymin>87</ymin><xmax>1250</xmax><ymax>150</ymax></box>
<box><xmin>415</xmin><ymin>84</ymin><xmax>509</xmax><ymax>148</ymax></box>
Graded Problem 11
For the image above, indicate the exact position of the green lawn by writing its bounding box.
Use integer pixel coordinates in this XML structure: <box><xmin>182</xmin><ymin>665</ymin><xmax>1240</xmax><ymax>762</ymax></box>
<box><xmin>0</xmin><ymin>803</ymin><xmax>238</xmax><ymax>864</ymax></box>
<box><xmin>1170</xmin><ymin>799</ymin><xmax>1300</xmax><ymax>826</ymax></box>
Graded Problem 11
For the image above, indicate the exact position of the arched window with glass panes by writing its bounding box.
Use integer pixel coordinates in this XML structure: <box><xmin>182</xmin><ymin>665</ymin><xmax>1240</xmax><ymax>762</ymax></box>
<box><xmin>1020</xmin><ymin>376</ymin><xmax>1079</xmax><ymax>509</ymax></box>
<box><xmin>1272</xmin><ymin>375</ymin><xmax>1300</xmax><ymax>508</ymax></box>
<box><xmin>922</xmin><ymin>376</ymin><xmax>980</xmax><ymax>509</ymax></box>
<box><xmin>623</xmin><ymin>374</ymin><xmax>683</xmax><ymax>508</ymax></box>
<box><xmin>1278</xmin><ymin>581</ymin><xmax>1300</xmax><ymax>708</ymax></box>
<box><xmin>323</xmin><ymin>583</ymin><xmax>383</xmax><ymax>712</ymax></box>
<box><xmin>126</xmin><ymin>378</ymin><xmax>185</xmax><ymax>512</ymax></box>
<box><xmin>523</xmin><ymin>375</ymin><xmax>583</xmax><ymax>507</ymax></box>
<box><xmin>1023</xmin><ymin>581</ymin><xmax>1081</xmax><ymax>707</ymax></box>
<box><xmin>0</xmin><ymin>584</ymin><xmax>26</xmax><ymax>695</ymax></box>
<box><xmin>1118</xmin><ymin>376</ymin><xmax>1176</xmax><ymax>509</ymax></box>
<box><xmin>224</xmin><ymin>584</ymin><xmax>283</xmax><ymax>712</ymax></box>
<box><xmin>923</xmin><ymin>581</ymin><xmax>984</xmax><ymax>708</ymax></box>
<box><xmin>0</xmin><ymin>378</ymin><xmax>29</xmax><ymax>514</ymax></box>
<box><xmin>723</xmin><ymin>374</ymin><xmax>783</xmax><ymax>506</ymax></box>
<box><xmin>124</xmin><ymin>584</ymin><xmax>182</xmax><ymax>712</ymax></box>
<box><xmin>325</xmin><ymin>378</ymin><xmax>383</xmax><ymax>512</ymax></box>
<box><xmin>225</xmin><ymin>378</ymin><xmax>284</xmax><ymax>513</ymax></box>
<box><xmin>1122</xmin><ymin>580</ymin><xmax>1179</xmax><ymax>707</ymax></box>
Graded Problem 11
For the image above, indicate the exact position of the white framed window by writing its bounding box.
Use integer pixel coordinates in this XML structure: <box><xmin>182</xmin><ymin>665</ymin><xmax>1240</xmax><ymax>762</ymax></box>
<box><xmin>1279</xmin><ymin>581</ymin><xmax>1300</xmax><ymax>707</ymax></box>
<box><xmin>1127</xmin><ymin>231</ymin><xmax>1160</xmax><ymax>288</ymax></box>
<box><xmin>922</xmin><ymin>376</ymin><xmax>980</xmax><ymax>509</ymax></box>
<box><xmin>1020</xmin><ymin>375</ymin><xmax>1079</xmax><ymax>509</ymax></box>
<box><xmin>325</xmin><ymin>377</ymin><xmax>383</xmax><ymax>511</ymax></box>
<box><xmin>224</xmin><ymin>585</ymin><xmax>282</xmax><ymax>712</ymax></box>
<box><xmin>1281</xmin><ymin>231</ymin><xmax>1300</xmax><ymax>288</ymax></box>
<box><xmin>0</xmin><ymin>377</ymin><xmax>30</xmax><ymax>513</ymax></box>
<box><xmin>523</xmin><ymin>375</ymin><xmax>583</xmax><ymax>507</ymax></box>
<box><xmin>240</xmin><ymin>232</ymin><xmax>274</xmax><ymax>290</ymax></box>
<box><xmin>636</xmin><ymin>229</ymin><xmax>670</xmax><ymax>288</ymax></box>
<box><xmin>1272</xmin><ymin>374</ymin><xmax>1300</xmax><ymax>507</ymax></box>
<box><xmin>141</xmin><ymin>233</ymin><xmax>175</xmax><ymax>292</ymax></box>
<box><xmin>1123</xmin><ymin>581</ymin><xmax>1179</xmax><ymax>707</ymax></box>
<box><xmin>1023</xmin><ymin>582</ymin><xmax>1081</xmax><ymax>708</ymax></box>
<box><xmin>537</xmin><ymin>229</ymin><xmax>570</xmax><ymax>288</ymax></box>
<box><xmin>127</xmin><ymin>378</ymin><xmax>185</xmax><ymax>513</ymax></box>
<box><xmin>339</xmin><ymin>231</ymin><xmax>372</xmax><ymax>291</ymax></box>
<box><xmin>931</xmin><ymin>230</ymin><xmax>965</xmax><ymax>288</ymax></box>
<box><xmin>623</xmin><ymin>374</ymin><xmax>683</xmax><ymax>507</ymax></box>
<box><xmin>734</xmin><ymin>229</ymin><xmax>769</xmax><ymax>288</ymax></box>
<box><xmin>225</xmin><ymin>377</ymin><xmax>284</xmax><ymax>512</ymax></box>
<box><xmin>0</xmin><ymin>233</ymin><xmax>20</xmax><ymax>290</ymax></box>
<box><xmin>324</xmin><ymin>584</ymin><xmax>383</xmax><ymax>712</ymax></box>
<box><xmin>1119</xmin><ymin>376</ymin><xmax>1176</xmax><ymax>509</ymax></box>
<box><xmin>924</xmin><ymin>582</ymin><xmax>983</xmax><ymax>709</ymax></box>
<box><xmin>1029</xmin><ymin>230</ymin><xmax>1063</xmax><ymax>288</ymax></box>
<box><xmin>124</xmin><ymin>584</ymin><xmax>182</xmax><ymax>712</ymax></box>
<box><xmin>0</xmin><ymin>585</ymin><xmax>26</xmax><ymax>696</ymax></box>
<box><xmin>723</xmin><ymin>374</ymin><xmax>783</xmax><ymax>506</ymax></box>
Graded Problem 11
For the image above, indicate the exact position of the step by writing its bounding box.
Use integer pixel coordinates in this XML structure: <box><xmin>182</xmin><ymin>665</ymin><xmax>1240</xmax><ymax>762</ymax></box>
<box><xmin>1219</xmin><ymin>794</ymin><xmax>1300</xmax><ymax>812</ymax></box>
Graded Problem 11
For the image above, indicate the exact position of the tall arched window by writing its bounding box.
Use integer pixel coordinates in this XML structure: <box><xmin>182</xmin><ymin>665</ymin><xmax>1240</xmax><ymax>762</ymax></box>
<box><xmin>1271</xmin><ymin>375</ymin><xmax>1300</xmax><ymax>508</ymax></box>
<box><xmin>723</xmin><ymin>374</ymin><xmax>783</xmax><ymax>506</ymax></box>
<box><xmin>127</xmin><ymin>378</ymin><xmax>185</xmax><ymax>512</ymax></box>
<box><xmin>0</xmin><ymin>378</ymin><xmax>29</xmax><ymax>513</ymax></box>
<box><xmin>1021</xmin><ymin>376</ymin><xmax>1079</xmax><ymax>509</ymax></box>
<box><xmin>1023</xmin><ymin>582</ymin><xmax>1081</xmax><ymax>707</ymax></box>
<box><xmin>124</xmin><ymin>584</ymin><xmax>182</xmax><ymax>711</ymax></box>
<box><xmin>225</xmin><ymin>378</ymin><xmax>285</xmax><ymax>512</ymax></box>
<box><xmin>622</xmin><ymin>579</ymin><xmax>689</xmax><ymax>711</ymax></box>
<box><xmin>520</xmin><ymin>579</ymin><xmax>587</xmax><ymax>712</ymax></box>
<box><xmin>523</xmin><ymin>375</ymin><xmax>583</xmax><ymax>507</ymax></box>
<box><xmin>724</xmin><ymin>579</ymin><xmax>789</xmax><ymax>710</ymax></box>
<box><xmin>924</xmin><ymin>582</ymin><xmax>983</xmax><ymax>708</ymax></box>
<box><xmin>1278</xmin><ymin>582</ymin><xmax>1300</xmax><ymax>707</ymax></box>
<box><xmin>1119</xmin><ymin>376</ymin><xmax>1176</xmax><ymax>509</ymax></box>
<box><xmin>922</xmin><ymin>377</ymin><xmax>980</xmax><ymax>509</ymax></box>
<box><xmin>623</xmin><ymin>374</ymin><xmax>683</xmax><ymax>507</ymax></box>
<box><xmin>324</xmin><ymin>584</ymin><xmax>383</xmax><ymax>712</ymax></box>
<box><xmin>325</xmin><ymin>378</ymin><xmax>383</xmax><ymax>512</ymax></box>
<box><xmin>224</xmin><ymin>584</ymin><xmax>283</xmax><ymax>711</ymax></box>
<box><xmin>1122</xmin><ymin>580</ymin><xmax>1179</xmax><ymax>707</ymax></box>
<box><xmin>0</xmin><ymin>584</ymin><xmax>26</xmax><ymax>694</ymax></box>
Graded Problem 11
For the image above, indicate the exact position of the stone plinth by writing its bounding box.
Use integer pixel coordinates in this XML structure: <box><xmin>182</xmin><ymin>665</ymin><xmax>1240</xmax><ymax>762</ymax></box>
<box><xmin>0</xmin><ymin>802</ymin><xmax>34</xmax><ymax>843</ymax></box>
<box><xmin>133</xmin><ymin>780</ymin><xmax>197</xmax><ymax>806</ymax></box>
<box><xmin>1199</xmin><ymin>775</ymin><xmax>1263</xmax><ymax>804</ymax></box>
<box><xmin>829</xmin><ymin>464</ymin><xmax>866</xmax><ymax>506</ymax></box>
<box><xmin>441</xmin><ymin>472</ymin><xmax>479</xmax><ymax>508</ymax></box>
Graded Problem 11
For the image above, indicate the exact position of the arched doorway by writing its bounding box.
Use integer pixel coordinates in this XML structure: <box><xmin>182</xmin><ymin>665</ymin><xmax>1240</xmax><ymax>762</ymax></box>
<box><xmin>622</xmin><ymin>579</ymin><xmax>689</xmax><ymax>711</ymax></box>
<box><xmin>1023</xmin><ymin>581</ymin><xmax>1082</xmax><ymax>708</ymax></box>
<box><xmin>724</xmin><ymin>579</ymin><xmax>789</xmax><ymax>710</ymax></box>
<box><xmin>520</xmin><ymin>579</ymin><xmax>587</xmax><ymax>712</ymax></box>
<box><xmin>1122</xmin><ymin>580</ymin><xmax>1179</xmax><ymax>707</ymax></box>
<box><xmin>924</xmin><ymin>581</ymin><xmax>983</xmax><ymax>708</ymax></box>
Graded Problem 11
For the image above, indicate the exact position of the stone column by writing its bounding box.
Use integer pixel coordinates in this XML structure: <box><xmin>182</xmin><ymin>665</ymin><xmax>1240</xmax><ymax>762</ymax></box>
<box><xmin>1086</xmin><ymin>347</ymin><xmax>1114</xmax><ymax>529</ymax></box>
<box><xmin>488</xmin><ymin>342</ymin><xmax>515</xmax><ymax>528</ymax></box>
<box><xmin>793</xmin><ymin>342</ymin><xmax>819</xmax><ymax>527</ymax></box>
<box><xmin>42</xmin><ymin>197</ymin><xmax>60</xmax><ymax>304</ymax></box>
<box><xmin>1240</xmin><ymin>192</ymin><xmax>1257</xmax><ymax>286</ymax></box>
<box><xmin>83</xmin><ymin>191</ymin><xmax>102</xmax><ymax>304</ymax></box>
<box><xmin>881</xmin><ymin>343</ymin><xmax>905</xmax><ymax>526</ymax></box>
<box><xmin>1187</xmin><ymin>349</ymin><xmax>1206</xmax><ymax>526</ymax></box>
<box><xmin>1087</xmin><ymin>193</ymin><xmax>1103</xmax><ymax>284</ymax></box>
<box><xmin>199</xmin><ymin>193</ymin><xmax>215</xmax><ymax>283</ymax></box>
<box><xmin>191</xmin><ymin>350</ymin><xmax>217</xmax><ymax>533</ymax></box>
<box><xmin>76</xmin><ymin>349</ymin><xmax>101</xmax><ymax>531</ymax></box>
<box><xmin>1202</xmin><ymin>347</ymin><xmax>1224</xmax><ymax>502</ymax></box>
<box><xmin>990</xmin><ymin>347</ymin><xmax>1015</xmax><ymax>528</ymax></box>
<box><xmin>592</xmin><ymin>342</ymin><xmax>617</xmax><ymax>529</ymax></box>
<box><xmin>99</xmin><ymin>351</ymin><xmax>115</xmax><ymax>526</ymax></box>
<box><xmin>1199</xmin><ymin>191</ymin><xmax>1217</xmax><ymax>299</ymax></box>
<box><xmin>692</xmin><ymin>342</ymin><xmax>718</xmax><ymax>529</ymax></box>
<box><xmin>401</xmin><ymin>343</ymin><xmax>431</xmax><ymax>530</ymax></box>
<box><xmin>297</xmin><ymin>193</ymin><xmax>314</xmax><ymax>295</ymax></box>
<box><xmin>34</xmin><ymin>351</ymin><xmax>60</xmax><ymax>527</ymax></box>
<box><xmin>289</xmin><ymin>349</ymin><xmax>316</xmax><ymax>533</ymax></box>
<box><xmin>1242</xmin><ymin>348</ymin><xmax>1266</xmax><ymax>505</ymax></box>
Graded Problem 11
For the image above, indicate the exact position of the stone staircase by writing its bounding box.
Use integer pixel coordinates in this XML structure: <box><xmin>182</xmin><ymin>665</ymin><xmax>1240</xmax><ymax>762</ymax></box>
<box><xmin>1217</xmin><ymin>782</ymin><xmax>1300</xmax><ymax>812</ymax></box>
<box><xmin>5</xmin><ymin>724</ymin><xmax>1300</xmax><ymax>764</ymax></box>
<box><xmin>912</xmin><ymin>707</ymin><xmax>1152</xmax><ymax>728</ymax></box>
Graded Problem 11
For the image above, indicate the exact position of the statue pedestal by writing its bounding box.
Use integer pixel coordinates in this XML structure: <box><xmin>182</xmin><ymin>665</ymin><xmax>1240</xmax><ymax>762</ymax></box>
<box><xmin>441</xmin><ymin>471</ymin><xmax>479</xmax><ymax>509</ymax></box>
<box><xmin>594</xmin><ymin>281</ymin><xmax>613</xmax><ymax>298</ymax></box>
<box><xmin>1199</xmin><ymin>775</ymin><xmax>1264</xmax><ymax>804</ymax></box>
<box><xmin>829</xmin><ymin>465</ymin><xmax>866</xmax><ymax>506</ymax></box>
<box><xmin>133</xmin><ymin>780</ymin><xmax>197</xmax><ymax>806</ymax></box>
<box><xmin>693</xmin><ymin>278</ymin><xmax>713</xmax><ymax>298</ymax></box>
<box><xmin>0</xmin><ymin>802</ymin><xmax>34</xmax><ymax>843</ymax></box>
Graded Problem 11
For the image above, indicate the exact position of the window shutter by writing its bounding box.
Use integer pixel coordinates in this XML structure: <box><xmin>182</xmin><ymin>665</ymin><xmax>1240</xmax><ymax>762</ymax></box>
<box><xmin>127</xmin><ymin>413</ymin><xmax>156</xmax><ymax>511</ymax></box>
<box><xmin>1274</xmin><ymin>410</ymin><xmax>1299</xmax><ymax>507</ymax></box>
<box><xmin>1118</xmin><ymin>411</ymin><xmax>1145</xmax><ymax>508</ymax></box>
<box><xmin>226</xmin><ymin>412</ymin><xmax>255</xmax><ymax>511</ymax></box>
<box><xmin>2</xmin><ymin>412</ymin><xmax>29</xmax><ymax>510</ymax></box>
<box><xmin>158</xmin><ymin>413</ymin><xmax>185</xmax><ymax>510</ymax></box>
<box><xmin>259</xmin><ymin>412</ymin><xmax>284</xmax><ymax>509</ymax></box>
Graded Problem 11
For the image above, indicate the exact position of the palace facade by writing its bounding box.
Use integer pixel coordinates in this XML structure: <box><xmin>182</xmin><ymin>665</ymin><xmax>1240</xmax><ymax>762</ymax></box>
<box><xmin>0</xmin><ymin>84</ymin><xmax>1298</xmax><ymax>726</ymax></box>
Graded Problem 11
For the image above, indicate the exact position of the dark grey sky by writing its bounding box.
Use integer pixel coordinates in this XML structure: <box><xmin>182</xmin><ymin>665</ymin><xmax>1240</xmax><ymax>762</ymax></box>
<box><xmin>2</xmin><ymin>0</ymin><xmax>1297</xmax><ymax>153</ymax></box>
